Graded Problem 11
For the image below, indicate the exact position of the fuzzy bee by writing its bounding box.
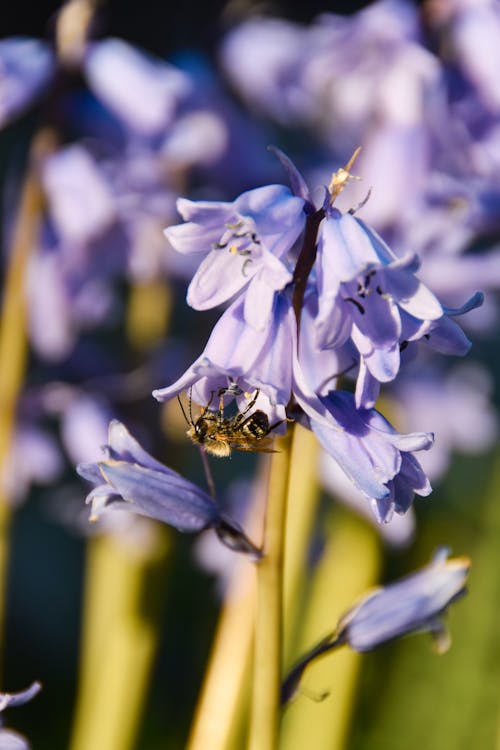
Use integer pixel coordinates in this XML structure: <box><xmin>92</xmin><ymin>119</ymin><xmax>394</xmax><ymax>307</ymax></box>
<box><xmin>179</xmin><ymin>387</ymin><xmax>283</xmax><ymax>457</ymax></box>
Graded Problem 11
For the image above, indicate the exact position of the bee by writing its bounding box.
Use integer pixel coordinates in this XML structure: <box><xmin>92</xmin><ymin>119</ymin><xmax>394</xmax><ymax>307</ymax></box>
<box><xmin>179</xmin><ymin>387</ymin><xmax>283</xmax><ymax>458</ymax></box>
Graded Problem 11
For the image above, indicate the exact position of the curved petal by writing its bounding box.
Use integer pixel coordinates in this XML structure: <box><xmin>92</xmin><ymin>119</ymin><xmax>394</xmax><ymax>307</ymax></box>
<box><xmin>187</xmin><ymin>249</ymin><xmax>257</xmax><ymax>309</ymax></box>
<box><xmin>164</xmin><ymin>220</ymin><xmax>225</xmax><ymax>255</ymax></box>
<box><xmin>98</xmin><ymin>461</ymin><xmax>219</xmax><ymax>532</ymax></box>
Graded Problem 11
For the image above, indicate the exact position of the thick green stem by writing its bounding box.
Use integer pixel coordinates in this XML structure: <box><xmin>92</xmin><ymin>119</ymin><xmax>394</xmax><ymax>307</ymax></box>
<box><xmin>187</xmin><ymin>460</ymin><xmax>269</xmax><ymax>750</ymax></box>
<box><xmin>247</xmin><ymin>427</ymin><xmax>294</xmax><ymax>750</ymax></box>
<box><xmin>281</xmin><ymin>509</ymin><xmax>381</xmax><ymax>750</ymax></box>
<box><xmin>70</xmin><ymin>530</ymin><xmax>170</xmax><ymax>750</ymax></box>
<box><xmin>71</xmin><ymin>276</ymin><xmax>173</xmax><ymax>750</ymax></box>
<box><xmin>0</xmin><ymin>132</ymin><xmax>48</xmax><ymax>674</ymax></box>
<box><xmin>283</xmin><ymin>424</ymin><xmax>320</xmax><ymax>662</ymax></box>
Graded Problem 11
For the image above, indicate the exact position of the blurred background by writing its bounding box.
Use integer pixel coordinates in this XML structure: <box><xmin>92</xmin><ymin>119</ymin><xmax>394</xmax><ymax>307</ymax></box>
<box><xmin>1</xmin><ymin>0</ymin><xmax>500</xmax><ymax>748</ymax></box>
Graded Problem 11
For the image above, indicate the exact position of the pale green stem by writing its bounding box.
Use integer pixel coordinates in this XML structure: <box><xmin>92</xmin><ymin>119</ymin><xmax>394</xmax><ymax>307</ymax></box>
<box><xmin>283</xmin><ymin>424</ymin><xmax>320</xmax><ymax>662</ymax></box>
<box><xmin>187</xmin><ymin>459</ymin><xmax>270</xmax><ymax>750</ymax></box>
<box><xmin>70</xmin><ymin>278</ymin><xmax>173</xmax><ymax>750</ymax></box>
<box><xmin>247</xmin><ymin>427</ymin><xmax>294</xmax><ymax>750</ymax></box>
<box><xmin>69</xmin><ymin>529</ymin><xmax>170</xmax><ymax>750</ymax></box>
<box><xmin>0</xmin><ymin>132</ymin><xmax>48</xmax><ymax>673</ymax></box>
<box><xmin>281</xmin><ymin>509</ymin><xmax>381</xmax><ymax>750</ymax></box>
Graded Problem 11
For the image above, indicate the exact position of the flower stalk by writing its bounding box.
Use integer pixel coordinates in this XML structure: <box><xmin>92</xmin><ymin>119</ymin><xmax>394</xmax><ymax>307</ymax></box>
<box><xmin>0</xmin><ymin>130</ymin><xmax>50</xmax><ymax>670</ymax></box>
<box><xmin>247</xmin><ymin>426</ymin><xmax>294</xmax><ymax>750</ymax></box>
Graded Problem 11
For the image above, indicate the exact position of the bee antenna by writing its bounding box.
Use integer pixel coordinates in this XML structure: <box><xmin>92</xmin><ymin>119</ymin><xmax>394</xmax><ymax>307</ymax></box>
<box><xmin>177</xmin><ymin>394</ymin><xmax>190</xmax><ymax>426</ymax></box>
<box><xmin>188</xmin><ymin>387</ymin><xmax>194</xmax><ymax>425</ymax></box>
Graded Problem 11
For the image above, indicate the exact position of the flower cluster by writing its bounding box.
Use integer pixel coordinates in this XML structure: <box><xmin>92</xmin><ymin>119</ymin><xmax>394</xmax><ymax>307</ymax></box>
<box><xmin>153</xmin><ymin>151</ymin><xmax>481</xmax><ymax>524</ymax></box>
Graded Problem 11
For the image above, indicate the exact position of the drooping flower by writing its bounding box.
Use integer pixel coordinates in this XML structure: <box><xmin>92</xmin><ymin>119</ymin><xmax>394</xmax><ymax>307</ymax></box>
<box><xmin>296</xmin><ymin>388</ymin><xmax>433</xmax><ymax>524</ymax></box>
<box><xmin>336</xmin><ymin>547</ymin><xmax>469</xmax><ymax>652</ymax></box>
<box><xmin>314</xmin><ymin>203</ymin><xmax>482</xmax><ymax>408</ymax></box>
<box><xmin>153</xmin><ymin>292</ymin><xmax>295</xmax><ymax>427</ymax></box>
<box><xmin>164</xmin><ymin>185</ymin><xmax>306</xmax><ymax>329</ymax></box>
<box><xmin>77</xmin><ymin>420</ymin><xmax>260</xmax><ymax>556</ymax></box>
<box><xmin>281</xmin><ymin>548</ymin><xmax>469</xmax><ymax>704</ymax></box>
<box><xmin>388</xmin><ymin>363</ymin><xmax>498</xmax><ymax>481</ymax></box>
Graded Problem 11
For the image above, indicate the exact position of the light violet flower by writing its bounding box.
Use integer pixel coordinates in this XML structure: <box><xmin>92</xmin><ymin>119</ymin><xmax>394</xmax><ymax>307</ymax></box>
<box><xmin>153</xmin><ymin>293</ymin><xmax>295</xmax><ymax>427</ymax></box>
<box><xmin>301</xmin><ymin>390</ymin><xmax>433</xmax><ymax>524</ymax></box>
<box><xmin>84</xmin><ymin>38</ymin><xmax>191</xmax><ymax>136</ymax></box>
<box><xmin>389</xmin><ymin>364</ymin><xmax>498</xmax><ymax>481</ymax></box>
<box><xmin>281</xmin><ymin>548</ymin><xmax>469</xmax><ymax>703</ymax></box>
<box><xmin>77</xmin><ymin>420</ymin><xmax>260</xmax><ymax>556</ymax></box>
<box><xmin>336</xmin><ymin>547</ymin><xmax>469</xmax><ymax>652</ymax></box>
<box><xmin>320</xmin><ymin>452</ymin><xmax>415</xmax><ymax>547</ymax></box>
<box><xmin>42</xmin><ymin>145</ymin><xmax>117</xmax><ymax>247</ymax></box>
<box><xmin>314</xmin><ymin>204</ymin><xmax>482</xmax><ymax>407</ymax></box>
<box><xmin>442</xmin><ymin>0</ymin><xmax>500</xmax><ymax>114</ymax></box>
<box><xmin>0</xmin><ymin>681</ymin><xmax>41</xmax><ymax>750</ymax></box>
<box><xmin>1</xmin><ymin>424</ymin><xmax>63</xmax><ymax>507</ymax></box>
<box><xmin>164</xmin><ymin>185</ymin><xmax>306</xmax><ymax>329</ymax></box>
<box><xmin>0</xmin><ymin>38</ymin><xmax>55</xmax><ymax>127</ymax></box>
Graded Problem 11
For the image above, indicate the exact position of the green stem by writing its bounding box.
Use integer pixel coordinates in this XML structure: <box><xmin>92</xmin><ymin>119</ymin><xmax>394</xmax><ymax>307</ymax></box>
<box><xmin>247</xmin><ymin>427</ymin><xmax>294</xmax><ymax>750</ymax></box>
<box><xmin>69</xmin><ymin>530</ymin><xmax>170</xmax><ymax>750</ymax></box>
<box><xmin>71</xmin><ymin>277</ymin><xmax>173</xmax><ymax>750</ymax></box>
<box><xmin>283</xmin><ymin>424</ymin><xmax>320</xmax><ymax>662</ymax></box>
<box><xmin>280</xmin><ymin>509</ymin><xmax>381</xmax><ymax>750</ymax></box>
<box><xmin>0</xmin><ymin>132</ymin><xmax>48</xmax><ymax>675</ymax></box>
<box><xmin>187</xmin><ymin>460</ymin><xmax>269</xmax><ymax>750</ymax></box>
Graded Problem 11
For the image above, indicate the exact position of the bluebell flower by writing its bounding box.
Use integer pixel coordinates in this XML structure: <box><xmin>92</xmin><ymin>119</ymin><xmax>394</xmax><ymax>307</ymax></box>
<box><xmin>336</xmin><ymin>547</ymin><xmax>469</xmax><ymax>651</ymax></box>
<box><xmin>313</xmin><ymin>204</ymin><xmax>481</xmax><ymax>408</ymax></box>
<box><xmin>77</xmin><ymin>420</ymin><xmax>260</xmax><ymax>556</ymax></box>
<box><xmin>84</xmin><ymin>38</ymin><xmax>192</xmax><ymax>136</ymax></box>
<box><xmin>153</xmin><ymin>292</ymin><xmax>295</xmax><ymax>427</ymax></box>
<box><xmin>0</xmin><ymin>681</ymin><xmax>41</xmax><ymax>750</ymax></box>
<box><xmin>164</xmin><ymin>185</ymin><xmax>306</xmax><ymax>329</ymax></box>
<box><xmin>294</xmin><ymin>388</ymin><xmax>433</xmax><ymax>523</ymax></box>
<box><xmin>320</xmin><ymin>450</ymin><xmax>416</xmax><ymax>547</ymax></box>
<box><xmin>281</xmin><ymin>548</ymin><xmax>469</xmax><ymax>704</ymax></box>
<box><xmin>42</xmin><ymin>145</ymin><xmax>117</xmax><ymax>247</ymax></box>
<box><xmin>389</xmin><ymin>364</ymin><xmax>498</xmax><ymax>482</ymax></box>
<box><xmin>0</xmin><ymin>38</ymin><xmax>55</xmax><ymax>127</ymax></box>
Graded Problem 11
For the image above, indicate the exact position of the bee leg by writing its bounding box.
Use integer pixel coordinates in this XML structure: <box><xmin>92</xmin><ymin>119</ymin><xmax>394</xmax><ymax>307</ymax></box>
<box><xmin>235</xmin><ymin>389</ymin><xmax>261</xmax><ymax>424</ymax></box>
<box><xmin>200</xmin><ymin>391</ymin><xmax>216</xmax><ymax>418</ymax></box>
<box><xmin>216</xmin><ymin>391</ymin><xmax>226</xmax><ymax>426</ymax></box>
<box><xmin>265</xmin><ymin>415</ymin><xmax>294</xmax><ymax>435</ymax></box>
<box><xmin>266</xmin><ymin>419</ymin><xmax>285</xmax><ymax>435</ymax></box>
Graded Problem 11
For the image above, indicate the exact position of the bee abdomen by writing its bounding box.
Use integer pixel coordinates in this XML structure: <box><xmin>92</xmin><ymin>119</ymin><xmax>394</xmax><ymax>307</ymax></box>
<box><xmin>243</xmin><ymin>410</ymin><xmax>270</xmax><ymax>438</ymax></box>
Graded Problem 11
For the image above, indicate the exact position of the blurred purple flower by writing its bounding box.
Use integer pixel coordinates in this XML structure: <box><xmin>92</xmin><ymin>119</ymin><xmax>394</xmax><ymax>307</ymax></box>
<box><xmin>0</xmin><ymin>38</ymin><xmax>55</xmax><ymax>127</ymax></box>
<box><xmin>2</xmin><ymin>424</ymin><xmax>63</xmax><ymax>507</ymax></box>
<box><xmin>42</xmin><ymin>145</ymin><xmax>117</xmax><ymax>246</ymax></box>
<box><xmin>84</xmin><ymin>38</ymin><xmax>191</xmax><ymax>136</ymax></box>
<box><xmin>438</xmin><ymin>0</ymin><xmax>500</xmax><ymax>115</ymax></box>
